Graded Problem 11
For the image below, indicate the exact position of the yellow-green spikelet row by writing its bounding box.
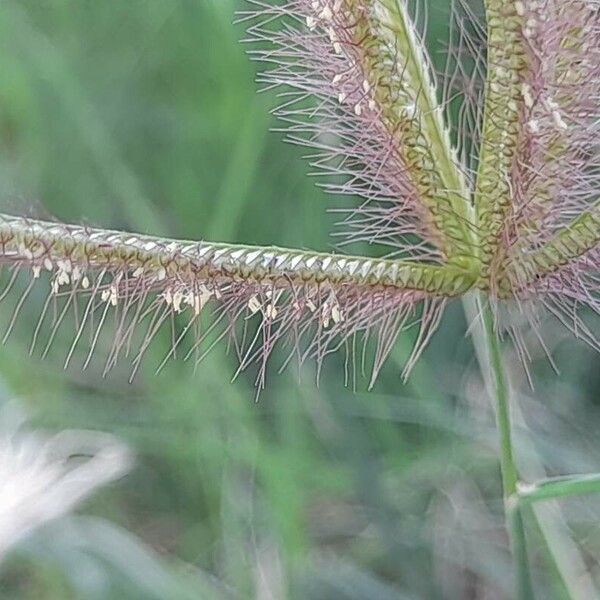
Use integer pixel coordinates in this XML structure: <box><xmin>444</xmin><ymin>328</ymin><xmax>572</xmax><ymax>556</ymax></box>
<box><xmin>495</xmin><ymin>205</ymin><xmax>600</xmax><ymax>297</ymax></box>
<box><xmin>345</xmin><ymin>0</ymin><xmax>476</xmax><ymax>264</ymax></box>
<box><xmin>475</xmin><ymin>1</ymin><xmax>527</xmax><ymax>284</ymax></box>
<box><xmin>0</xmin><ymin>214</ymin><xmax>477</xmax><ymax>296</ymax></box>
<box><xmin>526</xmin><ymin>209</ymin><xmax>600</xmax><ymax>276</ymax></box>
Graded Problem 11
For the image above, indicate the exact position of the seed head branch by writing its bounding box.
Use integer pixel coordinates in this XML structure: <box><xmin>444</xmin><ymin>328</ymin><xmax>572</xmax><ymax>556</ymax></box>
<box><xmin>0</xmin><ymin>213</ymin><xmax>473</xmax><ymax>387</ymax></box>
<box><xmin>0</xmin><ymin>214</ymin><xmax>475</xmax><ymax>295</ymax></box>
<box><xmin>508</xmin><ymin>204</ymin><xmax>600</xmax><ymax>285</ymax></box>
<box><xmin>474</xmin><ymin>0</ymin><xmax>526</xmax><ymax>283</ymax></box>
<box><xmin>242</xmin><ymin>0</ymin><xmax>476</xmax><ymax>264</ymax></box>
<box><xmin>477</xmin><ymin>1</ymin><xmax>600</xmax><ymax>286</ymax></box>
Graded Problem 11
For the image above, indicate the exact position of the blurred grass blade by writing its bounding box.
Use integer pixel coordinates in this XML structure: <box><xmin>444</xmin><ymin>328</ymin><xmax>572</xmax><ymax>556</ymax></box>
<box><xmin>518</xmin><ymin>473</ymin><xmax>600</xmax><ymax>505</ymax></box>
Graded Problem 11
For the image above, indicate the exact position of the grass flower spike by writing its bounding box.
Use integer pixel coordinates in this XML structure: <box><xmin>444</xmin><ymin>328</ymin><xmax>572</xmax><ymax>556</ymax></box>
<box><xmin>0</xmin><ymin>0</ymin><xmax>597</xmax><ymax>390</ymax></box>
<box><xmin>480</xmin><ymin>0</ymin><xmax>600</xmax><ymax>355</ymax></box>
<box><xmin>244</xmin><ymin>0</ymin><xmax>476</xmax><ymax>264</ymax></box>
<box><xmin>0</xmin><ymin>214</ymin><xmax>464</xmax><ymax>389</ymax></box>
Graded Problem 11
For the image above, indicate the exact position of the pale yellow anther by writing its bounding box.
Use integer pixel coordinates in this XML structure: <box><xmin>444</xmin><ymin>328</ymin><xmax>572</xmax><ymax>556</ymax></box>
<box><xmin>248</xmin><ymin>295</ymin><xmax>262</xmax><ymax>314</ymax></box>
<box><xmin>172</xmin><ymin>290</ymin><xmax>183</xmax><ymax>313</ymax></box>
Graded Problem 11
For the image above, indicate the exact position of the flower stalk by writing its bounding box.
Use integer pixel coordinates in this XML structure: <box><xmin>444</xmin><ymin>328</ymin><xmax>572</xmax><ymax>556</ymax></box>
<box><xmin>478</xmin><ymin>293</ymin><xmax>534</xmax><ymax>599</ymax></box>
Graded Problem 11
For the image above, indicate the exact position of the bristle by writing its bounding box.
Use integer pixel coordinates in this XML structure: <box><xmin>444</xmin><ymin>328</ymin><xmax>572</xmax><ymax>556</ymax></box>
<box><xmin>441</xmin><ymin>0</ymin><xmax>487</xmax><ymax>180</ymax></box>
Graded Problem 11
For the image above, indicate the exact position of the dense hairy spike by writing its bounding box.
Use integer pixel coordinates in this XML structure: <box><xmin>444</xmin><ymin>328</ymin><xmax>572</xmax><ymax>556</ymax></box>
<box><xmin>499</xmin><ymin>204</ymin><xmax>600</xmax><ymax>354</ymax></box>
<box><xmin>504</xmin><ymin>204</ymin><xmax>600</xmax><ymax>287</ymax></box>
<box><xmin>474</xmin><ymin>0</ymin><xmax>527</xmax><ymax>282</ymax></box>
<box><xmin>0</xmin><ymin>214</ymin><xmax>475</xmax><ymax>294</ymax></box>
<box><xmin>241</xmin><ymin>0</ymin><xmax>476</xmax><ymax>264</ymax></box>
<box><xmin>0</xmin><ymin>214</ymin><xmax>476</xmax><ymax>388</ymax></box>
<box><xmin>477</xmin><ymin>0</ymin><xmax>600</xmax><ymax>276</ymax></box>
<box><xmin>482</xmin><ymin>1</ymin><xmax>600</xmax><ymax>352</ymax></box>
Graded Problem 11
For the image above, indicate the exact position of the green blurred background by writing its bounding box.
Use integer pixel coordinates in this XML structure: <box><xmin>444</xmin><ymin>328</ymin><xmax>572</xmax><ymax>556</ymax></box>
<box><xmin>0</xmin><ymin>1</ymin><xmax>599</xmax><ymax>598</ymax></box>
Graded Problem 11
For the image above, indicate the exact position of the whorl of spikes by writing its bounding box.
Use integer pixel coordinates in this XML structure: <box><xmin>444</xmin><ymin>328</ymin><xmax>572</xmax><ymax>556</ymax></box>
<box><xmin>0</xmin><ymin>0</ymin><xmax>599</xmax><ymax>387</ymax></box>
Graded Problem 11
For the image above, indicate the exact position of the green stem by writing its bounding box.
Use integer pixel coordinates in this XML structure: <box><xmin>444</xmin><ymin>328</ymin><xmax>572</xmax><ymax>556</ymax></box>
<box><xmin>478</xmin><ymin>293</ymin><xmax>534</xmax><ymax>599</ymax></box>
<box><xmin>519</xmin><ymin>473</ymin><xmax>600</xmax><ymax>506</ymax></box>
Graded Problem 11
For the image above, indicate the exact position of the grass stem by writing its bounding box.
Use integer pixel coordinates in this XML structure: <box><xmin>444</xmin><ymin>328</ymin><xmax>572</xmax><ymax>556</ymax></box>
<box><xmin>478</xmin><ymin>293</ymin><xmax>534</xmax><ymax>599</ymax></box>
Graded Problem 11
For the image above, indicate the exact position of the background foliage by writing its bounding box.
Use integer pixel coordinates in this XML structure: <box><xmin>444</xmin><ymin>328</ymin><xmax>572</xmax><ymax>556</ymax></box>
<box><xmin>0</xmin><ymin>1</ymin><xmax>599</xmax><ymax>598</ymax></box>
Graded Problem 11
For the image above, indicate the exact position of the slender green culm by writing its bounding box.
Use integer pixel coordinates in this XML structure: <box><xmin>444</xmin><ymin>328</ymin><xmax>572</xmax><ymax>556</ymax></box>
<box><xmin>479</xmin><ymin>294</ymin><xmax>534</xmax><ymax>600</ymax></box>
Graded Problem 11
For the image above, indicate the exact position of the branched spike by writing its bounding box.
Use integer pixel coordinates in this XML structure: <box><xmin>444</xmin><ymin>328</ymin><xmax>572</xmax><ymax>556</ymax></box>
<box><xmin>242</xmin><ymin>0</ymin><xmax>476</xmax><ymax>263</ymax></box>
<box><xmin>0</xmin><ymin>213</ymin><xmax>476</xmax><ymax>387</ymax></box>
